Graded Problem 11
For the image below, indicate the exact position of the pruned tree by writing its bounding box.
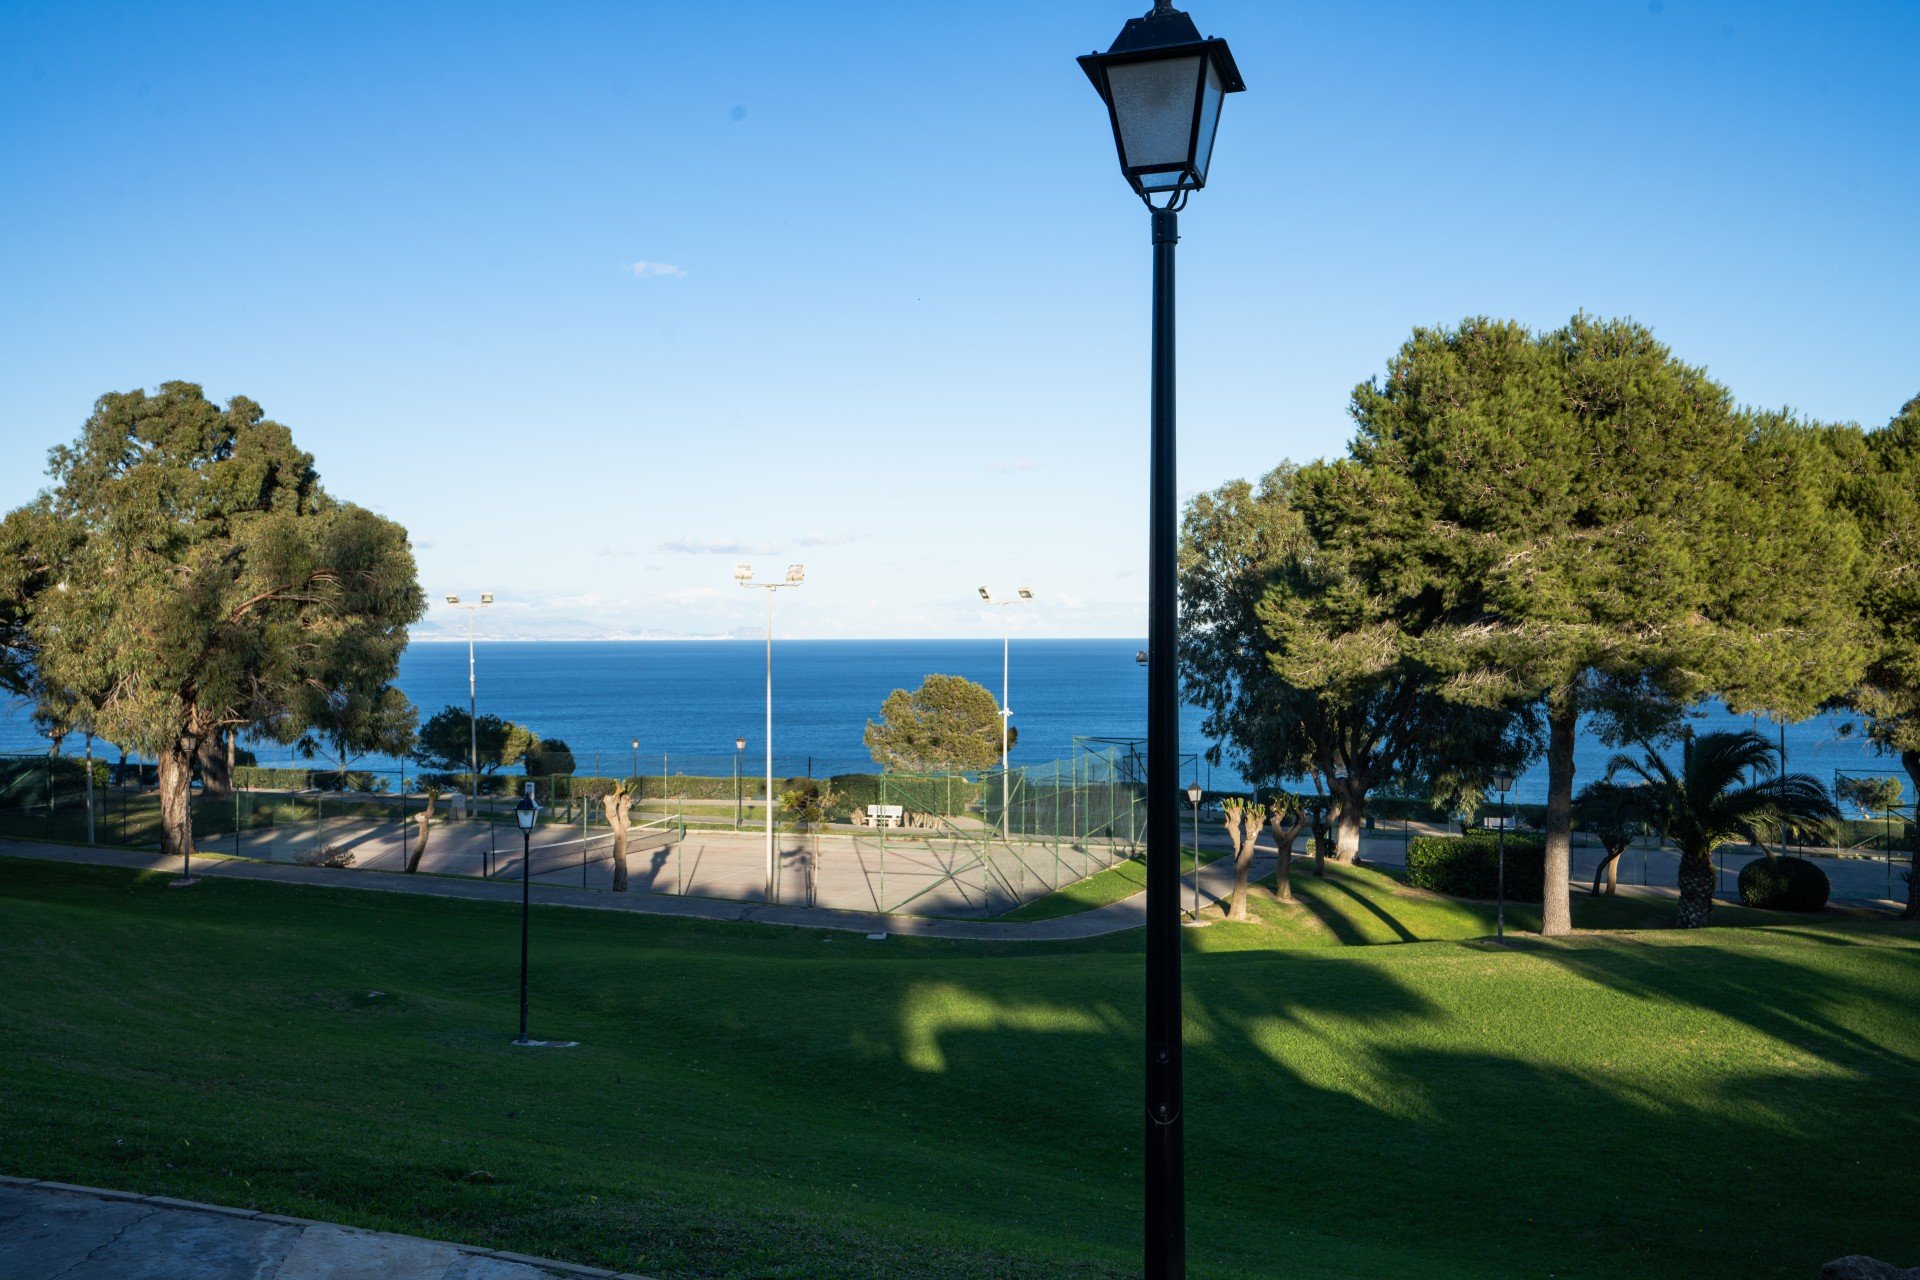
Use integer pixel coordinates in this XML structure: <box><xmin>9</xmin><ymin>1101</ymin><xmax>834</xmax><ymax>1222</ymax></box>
<box><xmin>409</xmin><ymin>784</ymin><xmax>443</xmax><ymax>873</ymax></box>
<box><xmin>863</xmin><ymin>674</ymin><xmax>1011</xmax><ymax>773</ymax></box>
<box><xmin>1219</xmin><ymin>796</ymin><xmax>1265</xmax><ymax>921</ymax></box>
<box><xmin>524</xmin><ymin>737</ymin><xmax>576</xmax><ymax>778</ymax></box>
<box><xmin>780</xmin><ymin>780</ymin><xmax>837</xmax><ymax>907</ymax></box>
<box><xmin>1265</xmin><ymin>793</ymin><xmax>1309</xmax><ymax>904</ymax></box>
<box><xmin>600</xmin><ymin>780</ymin><xmax>636</xmax><ymax>892</ymax></box>
<box><xmin>1606</xmin><ymin>731</ymin><xmax>1838</xmax><ymax>927</ymax></box>
<box><xmin>0</xmin><ymin>383</ymin><xmax>424</xmax><ymax>863</ymax></box>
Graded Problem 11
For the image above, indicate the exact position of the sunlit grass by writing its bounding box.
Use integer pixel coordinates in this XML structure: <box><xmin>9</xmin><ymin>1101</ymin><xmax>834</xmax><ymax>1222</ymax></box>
<box><xmin>2</xmin><ymin>855</ymin><xmax>1915</xmax><ymax>1279</ymax></box>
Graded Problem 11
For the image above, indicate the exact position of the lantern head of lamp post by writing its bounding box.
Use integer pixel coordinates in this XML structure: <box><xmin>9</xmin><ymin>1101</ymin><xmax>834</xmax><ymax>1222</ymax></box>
<box><xmin>1079</xmin><ymin>1</ymin><xmax>1245</xmax><ymax>203</ymax></box>
<box><xmin>735</xmin><ymin>736</ymin><xmax>747</xmax><ymax>752</ymax></box>
<box><xmin>515</xmin><ymin>788</ymin><xmax>538</xmax><ymax>834</ymax></box>
<box><xmin>1185</xmin><ymin>782</ymin><xmax>1202</xmax><ymax>807</ymax></box>
<box><xmin>1492</xmin><ymin>768</ymin><xmax>1515</xmax><ymax>795</ymax></box>
<box><xmin>734</xmin><ymin>563</ymin><xmax>754</xmax><ymax>583</ymax></box>
<box><xmin>785</xmin><ymin>565</ymin><xmax>806</xmax><ymax>584</ymax></box>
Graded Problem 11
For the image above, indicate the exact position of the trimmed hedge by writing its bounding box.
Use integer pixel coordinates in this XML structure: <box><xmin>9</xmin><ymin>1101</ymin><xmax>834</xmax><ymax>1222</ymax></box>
<box><xmin>1737</xmin><ymin>855</ymin><xmax>1830</xmax><ymax>913</ymax></box>
<box><xmin>1406</xmin><ymin>830</ymin><xmax>1546</xmax><ymax>901</ymax></box>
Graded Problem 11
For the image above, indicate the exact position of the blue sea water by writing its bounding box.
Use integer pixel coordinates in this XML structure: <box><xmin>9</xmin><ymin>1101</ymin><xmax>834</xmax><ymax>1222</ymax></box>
<box><xmin>0</xmin><ymin>638</ymin><xmax>1896</xmax><ymax>805</ymax></box>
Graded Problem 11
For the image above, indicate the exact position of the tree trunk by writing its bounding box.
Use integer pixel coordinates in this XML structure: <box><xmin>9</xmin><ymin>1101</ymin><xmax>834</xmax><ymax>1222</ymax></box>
<box><xmin>1227</xmin><ymin>821</ymin><xmax>1260</xmax><ymax>923</ymax></box>
<box><xmin>156</xmin><ymin>738</ymin><xmax>197</xmax><ymax>864</ymax></box>
<box><xmin>1267</xmin><ymin>811</ymin><xmax>1306</xmax><ymax>903</ymax></box>
<box><xmin>1592</xmin><ymin>843</ymin><xmax>1626</xmax><ymax>896</ymax></box>
<box><xmin>1901</xmin><ymin>751</ymin><xmax>1920</xmax><ymax>920</ymax></box>
<box><xmin>1605</xmin><ymin>850</ymin><xmax>1619</xmax><ymax>895</ymax></box>
<box><xmin>408</xmin><ymin>797</ymin><xmax>432</xmax><ymax>873</ymax></box>
<box><xmin>604</xmin><ymin>792</ymin><xmax>631</xmax><ymax>893</ymax></box>
<box><xmin>1676</xmin><ymin>847</ymin><xmax>1716</xmax><ymax>928</ymax></box>
<box><xmin>1331</xmin><ymin>779</ymin><xmax>1364</xmax><ymax>863</ymax></box>
<box><xmin>1540</xmin><ymin>689</ymin><xmax>1578</xmax><ymax>936</ymax></box>
<box><xmin>196</xmin><ymin>732</ymin><xmax>232</xmax><ymax>798</ymax></box>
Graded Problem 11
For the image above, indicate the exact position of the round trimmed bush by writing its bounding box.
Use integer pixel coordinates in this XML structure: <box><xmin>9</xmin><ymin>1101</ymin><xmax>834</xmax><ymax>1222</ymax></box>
<box><xmin>1737</xmin><ymin>855</ymin><xmax>1830</xmax><ymax>912</ymax></box>
<box><xmin>1406</xmin><ymin>831</ymin><xmax>1546</xmax><ymax>901</ymax></box>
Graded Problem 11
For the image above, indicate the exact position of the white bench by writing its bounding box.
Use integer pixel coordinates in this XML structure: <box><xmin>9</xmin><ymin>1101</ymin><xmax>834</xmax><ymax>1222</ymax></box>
<box><xmin>865</xmin><ymin>804</ymin><xmax>905</xmax><ymax>828</ymax></box>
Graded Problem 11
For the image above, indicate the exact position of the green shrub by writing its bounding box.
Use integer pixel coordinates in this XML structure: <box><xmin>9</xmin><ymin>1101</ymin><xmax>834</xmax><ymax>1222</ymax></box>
<box><xmin>1406</xmin><ymin>830</ymin><xmax>1546</xmax><ymax>901</ymax></box>
<box><xmin>1737</xmin><ymin>855</ymin><xmax>1830</xmax><ymax>912</ymax></box>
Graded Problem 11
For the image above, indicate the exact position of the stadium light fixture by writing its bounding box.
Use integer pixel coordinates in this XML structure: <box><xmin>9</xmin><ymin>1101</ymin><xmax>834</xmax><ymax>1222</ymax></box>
<box><xmin>1079</xmin><ymin>5</ymin><xmax>1244</xmax><ymax>1274</ymax></box>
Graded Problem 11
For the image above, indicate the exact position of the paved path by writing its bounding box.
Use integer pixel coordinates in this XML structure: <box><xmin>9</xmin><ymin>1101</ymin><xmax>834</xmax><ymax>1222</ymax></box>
<box><xmin>5</xmin><ymin>830</ymin><xmax>1903</xmax><ymax>946</ymax></box>
<box><xmin>0</xmin><ymin>1177</ymin><xmax>644</xmax><ymax>1279</ymax></box>
<box><xmin>0</xmin><ymin>837</ymin><xmax>1195</xmax><ymax>940</ymax></box>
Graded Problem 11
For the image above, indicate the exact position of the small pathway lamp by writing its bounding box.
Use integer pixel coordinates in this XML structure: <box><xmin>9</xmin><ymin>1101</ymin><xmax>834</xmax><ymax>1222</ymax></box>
<box><xmin>1185</xmin><ymin>782</ymin><xmax>1202</xmax><ymax>920</ymax></box>
<box><xmin>735</xmin><ymin>736</ymin><xmax>747</xmax><ymax>829</ymax></box>
<box><xmin>1077</xmin><ymin>7</ymin><xmax>1244</xmax><ymax>1274</ymax></box>
<box><xmin>511</xmin><ymin>784</ymin><xmax>575</xmax><ymax>1048</ymax></box>
<box><xmin>1491</xmin><ymin>768</ymin><xmax>1514</xmax><ymax>942</ymax></box>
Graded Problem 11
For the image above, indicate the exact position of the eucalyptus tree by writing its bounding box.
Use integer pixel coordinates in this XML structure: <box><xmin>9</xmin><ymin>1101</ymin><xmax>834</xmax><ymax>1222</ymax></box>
<box><xmin>1835</xmin><ymin>395</ymin><xmax>1920</xmax><ymax>917</ymax></box>
<box><xmin>1180</xmin><ymin>463</ymin><xmax>1534</xmax><ymax>865</ymax></box>
<box><xmin>0</xmin><ymin>383</ymin><xmax>424</xmax><ymax>862</ymax></box>
<box><xmin>1606</xmin><ymin>730</ymin><xmax>1838</xmax><ymax>927</ymax></box>
<box><xmin>1332</xmin><ymin>316</ymin><xmax>1862</xmax><ymax>935</ymax></box>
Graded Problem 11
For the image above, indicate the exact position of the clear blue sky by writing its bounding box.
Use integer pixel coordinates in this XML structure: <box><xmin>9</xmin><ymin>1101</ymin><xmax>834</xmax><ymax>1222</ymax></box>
<box><xmin>2</xmin><ymin>1</ymin><xmax>1915</xmax><ymax>641</ymax></box>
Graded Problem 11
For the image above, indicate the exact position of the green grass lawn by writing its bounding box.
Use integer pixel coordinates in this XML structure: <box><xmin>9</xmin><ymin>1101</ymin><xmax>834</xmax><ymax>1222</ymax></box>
<box><xmin>999</xmin><ymin>847</ymin><xmax>1216</xmax><ymax>920</ymax></box>
<box><xmin>1</xmin><ymin>855</ymin><xmax>1916</xmax><ymax>1279</ymax></box>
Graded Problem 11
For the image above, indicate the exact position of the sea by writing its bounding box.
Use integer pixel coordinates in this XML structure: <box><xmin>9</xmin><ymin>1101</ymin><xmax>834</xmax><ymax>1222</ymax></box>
<box><xmin>0</xmin><ymin>638</ymin><xmax>1896</xmax><ymax>806</ymax></box>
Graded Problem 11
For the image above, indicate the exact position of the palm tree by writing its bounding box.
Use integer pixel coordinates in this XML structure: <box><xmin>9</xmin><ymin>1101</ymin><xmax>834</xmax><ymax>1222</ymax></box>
<box><xmin>1606</xmin><ymin>730</ymin><xmax>1838</xmax><ymax>928</ymax></box>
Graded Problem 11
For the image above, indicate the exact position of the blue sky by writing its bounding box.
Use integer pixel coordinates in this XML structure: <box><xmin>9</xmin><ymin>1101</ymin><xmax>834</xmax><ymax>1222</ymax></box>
<box><xmin>2</xmin><ymin>0</ymin><xmax>1915</xmax><ymax>642</ymax></box>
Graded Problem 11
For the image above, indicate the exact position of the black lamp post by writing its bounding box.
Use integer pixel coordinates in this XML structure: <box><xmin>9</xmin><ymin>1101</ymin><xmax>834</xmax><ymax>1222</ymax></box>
<box><xmin>513</xmin><ymin>785</ymin><xmax>538</xmax><ymax>1044</ymax></box>
<box><xmin>1491</xmin><ymin>768</ymin><xmax>1514</xmax><ymax>942</ymax></box>
<box><xmin>1079</xmin><ymin>10</ymin><xmax>1244</xmax><ymax>1275</ymax></box>
<box><xmin>1185</xmin><ymin>781</ymin><xmax>1203</xmax><ymax>920</ymax></box>
<box><xmin>735</xmin><ymin>735</ymin><xmax>747</xmax><ymax>829</ymax></box>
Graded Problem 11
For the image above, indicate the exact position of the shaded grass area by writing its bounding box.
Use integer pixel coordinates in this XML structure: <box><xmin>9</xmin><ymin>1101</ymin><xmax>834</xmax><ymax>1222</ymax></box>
<box><xmin>1191</xmin><ymin>859</ymin><xmax>1826</xmax><ymax>950</ymax></box>
<box><xmin>1</xmin><ymin>856</ymin><xmax>1917</xmax><ymax>1279</ymax></box>
<box><xmin>1000</xmin><ymin>848</ymin><xmax>1214</xmax><ymax>921</ymax></box>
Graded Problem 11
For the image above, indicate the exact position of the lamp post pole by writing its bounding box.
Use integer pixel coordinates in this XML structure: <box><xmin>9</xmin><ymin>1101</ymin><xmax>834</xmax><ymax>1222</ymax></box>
<box><xmin>517</xmin><ymin>785</ymin><xmax>534</xmax><ymax>1044</ymax></box>
<box><xmin>735</xmin><ymin>736</ymin><xmax>746</xmax><ymax>829</ymax></box>
<box><xmin>737</xmin><ymin>564</ymin><xmax>804</xmax><ymax>902</ymax></box>
<box><xmin>1187</xmin><ymin>783</ymin><xmax>1202</xmax><ymax>920</ymax></box>
<box><xmin>445</xmin><ymin>593</ymin><xmax>493</xmax><ymax>815</ymax></box>
<box><xmin>1492</xmin><ymin>769</ymin><xmax>1514</xmax><ymax>942</ymax></box>
<box><xmin>979</xmin><ymin>588</ymin><xmax>1033</xmax><ymax>837</ymax></box>
<box><xmin>1078</xmin><ymin>10</ymin><xmax>1243</xmax><ymax>1274</ymax></box>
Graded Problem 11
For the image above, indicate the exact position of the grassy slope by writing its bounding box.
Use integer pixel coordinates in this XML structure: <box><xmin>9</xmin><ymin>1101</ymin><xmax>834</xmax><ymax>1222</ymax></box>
<box><xmin>1000</xmin><ymin>849</ymin><xmax>1214</xmax><ymax>921</ymax></box>
<box><xmin>0</xmin><ymin>856</ymin><xmax>1915</xmax><ymax>1279</ymax></box>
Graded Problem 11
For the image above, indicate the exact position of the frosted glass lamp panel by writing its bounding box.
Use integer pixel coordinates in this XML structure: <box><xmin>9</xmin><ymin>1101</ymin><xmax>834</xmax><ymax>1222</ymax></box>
<box><xmin>1191</xmin><ymin>60</ymin><xmax>1225</xmax><ymax>184</ymax></box>
<box><xmin>1107</xmin><ymin>55</ymin><xmax>1204</xmax><ymax>171</ymax></box>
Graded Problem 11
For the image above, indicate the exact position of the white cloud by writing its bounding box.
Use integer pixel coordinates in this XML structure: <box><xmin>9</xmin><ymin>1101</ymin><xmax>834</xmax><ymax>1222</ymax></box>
<box><xmin>987</xmin><ymin>459</ymin><xmax>1037</xmax><ymax>474</ymax></box>
<box><xmin>662</xmin><ymin>586</ymin><xmax>721</xmax><ymax>604</ymax></box>
<box><xmin>657</xmin><ymin>537</ymin><xmax>784</xmax><ymax>556</ymax></box>
<box><xmin>628</xmin><ymin>261</ymin><xmax>687</xmax><ymax>279</ymax></box>
<box><xmin>795</xmin><ymin>531</ymin><xmax>866</xmax><ymax>547</ymax></box>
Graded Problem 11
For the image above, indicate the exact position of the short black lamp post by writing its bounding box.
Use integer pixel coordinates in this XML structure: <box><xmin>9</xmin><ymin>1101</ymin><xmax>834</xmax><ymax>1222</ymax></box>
<box><xmin>734</xmin><ymin>735</ymin><xmax>747</xmax><ymax>829</ymax></box>
<box><xmin>1079</xmin><ymin>5</ymin><xmax>1243</xmax><ymax>1276</ymax></box>
<box><xmin>511</xmin><ymin>785</ymin><xmax>575</xmax><ymax>1049</ymax></box>
<box><xmin>1491</xmin><ymin>768</ymin><xmax>1515</xmax><ymax>942</ymax></box>
<box><xmin>1185</xmin><ymin>782</ymin><xmax>1203</xmax><ymax>921</ymax></box>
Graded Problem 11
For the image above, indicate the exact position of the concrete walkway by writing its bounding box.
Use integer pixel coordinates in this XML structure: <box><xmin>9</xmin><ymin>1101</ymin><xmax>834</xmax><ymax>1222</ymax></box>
<box><xmin>0</xmin><ymin>1177</ymin><xmax>645</xmax><ymax>1279</ymax></box>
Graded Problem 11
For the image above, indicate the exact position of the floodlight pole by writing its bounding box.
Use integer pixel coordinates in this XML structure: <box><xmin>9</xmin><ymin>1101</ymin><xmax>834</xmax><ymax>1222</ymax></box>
<box><xmin>738</xmin><ymin>568</ymin><xmax>804</xmax><ymax>902</ymax></box>
<box><xmin>1496</xmin><ymin>788</ymin><xmax>1509</xmax><ymax>941</ymax></box>
<box><xmin>1143</xmin><ymin>200</ymin><xmax>1183</xmax><ymax>1279</ymax></box>
<box><xmin>980</xmin><ymin>589</ymin><xmax>1032</xmax><ymax>837</ymax></box>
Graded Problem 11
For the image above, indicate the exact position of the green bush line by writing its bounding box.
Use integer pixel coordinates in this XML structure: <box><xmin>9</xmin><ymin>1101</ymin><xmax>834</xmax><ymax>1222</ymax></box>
<box><xmin>1406</xmin><ymin>830</ymin><xmax>1547</xmax><ymax>901</ymax></box>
